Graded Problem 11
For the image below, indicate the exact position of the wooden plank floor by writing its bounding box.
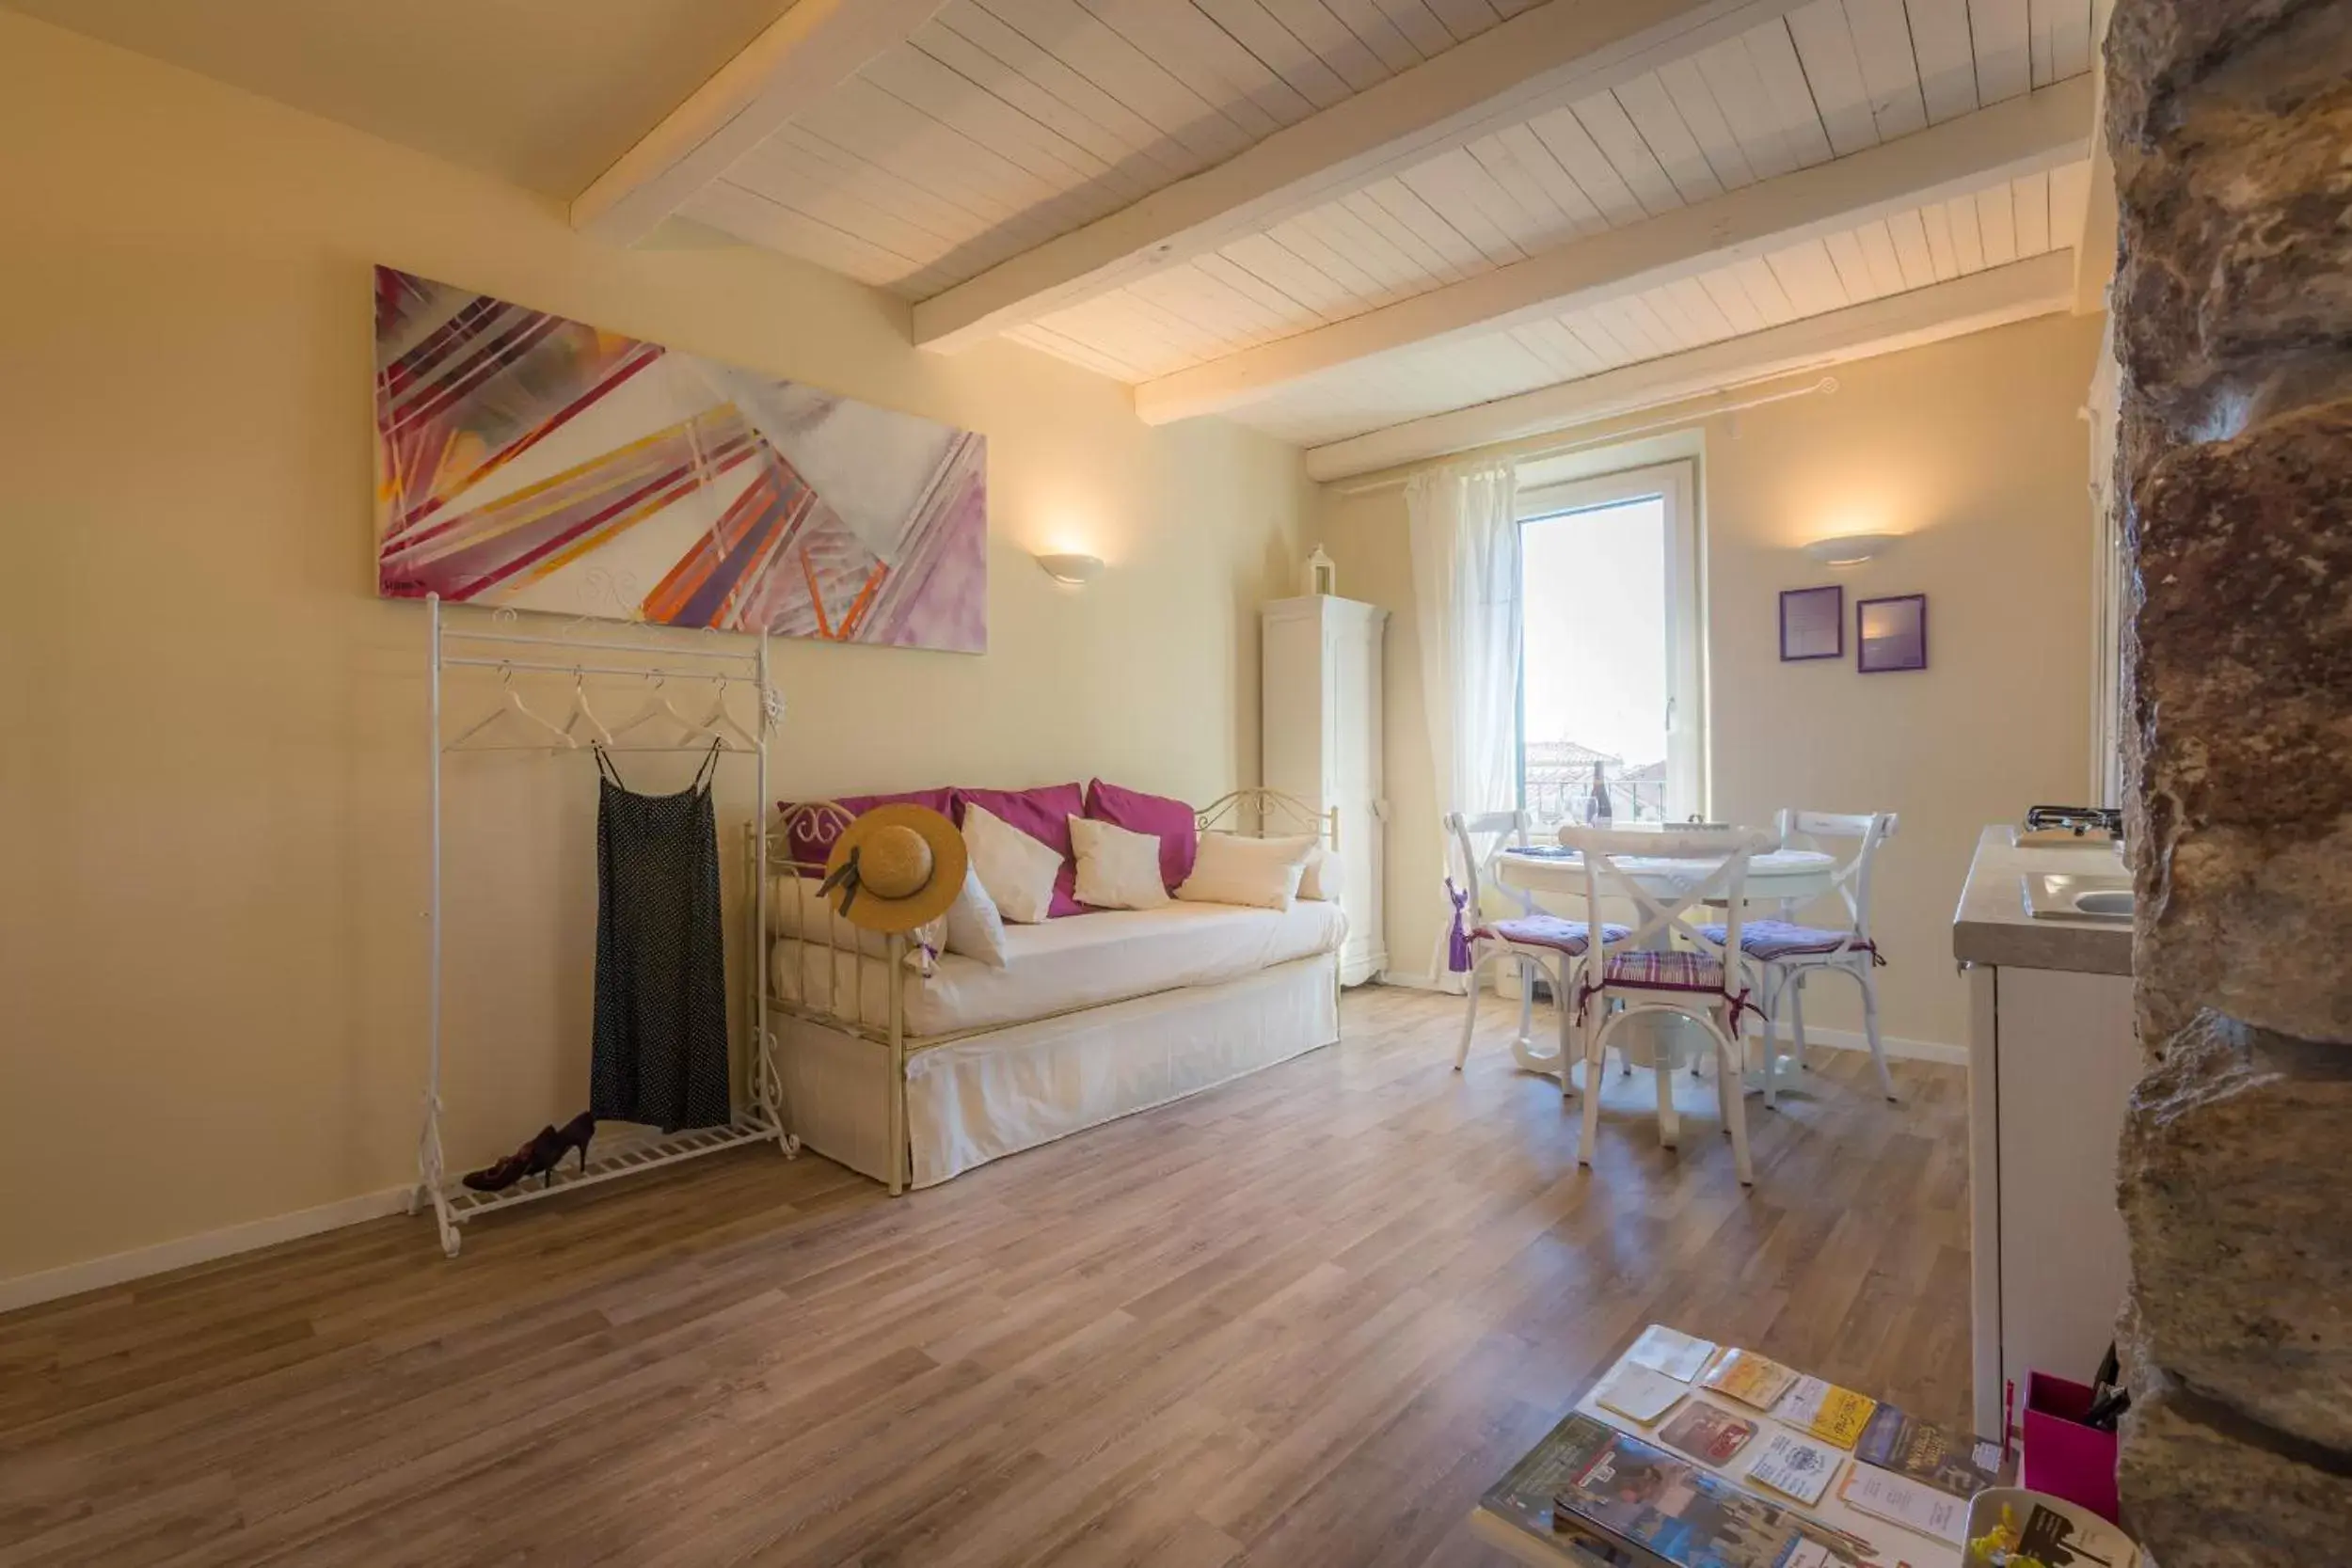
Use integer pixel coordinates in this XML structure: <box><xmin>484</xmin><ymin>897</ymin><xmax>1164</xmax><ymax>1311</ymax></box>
<box><xmin>0</xmin><ymin>986</ymin><xmax>1971</xmax><ymax>1568</ymax></box>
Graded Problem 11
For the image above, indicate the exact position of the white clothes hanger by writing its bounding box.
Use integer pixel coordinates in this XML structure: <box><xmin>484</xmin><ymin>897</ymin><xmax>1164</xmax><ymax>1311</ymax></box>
<box><xmin>606</xmin><ymin>672</ymin><xmax>712</xmax><ymax>749</ymax></box>
<box><xmin>694</xmin><ymin>680</ymin><xmax>760</xmax><ymax>752</ymax></box>
<box><xmin>447</xmin><ymin>664</ymin><xmax>577</xmax><ymax>751</ymax></box>
<box><xmin>562</xmin><ymin>668</ymin><xmax>614</xmax><ymax>748</ymax></box>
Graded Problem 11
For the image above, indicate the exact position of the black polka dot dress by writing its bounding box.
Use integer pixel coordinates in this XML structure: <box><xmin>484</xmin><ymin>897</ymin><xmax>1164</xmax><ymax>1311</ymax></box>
<box><xmin>589</xmin><ymin>743</ymin><xmax>731</xmax><ymax>1132</ymax></box>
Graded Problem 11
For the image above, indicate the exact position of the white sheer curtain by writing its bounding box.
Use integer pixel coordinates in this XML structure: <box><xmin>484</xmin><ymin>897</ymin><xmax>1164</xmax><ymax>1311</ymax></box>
<box><xmin>1406</xmin><ymin>458</ymin><xmax>1521</xmax><ymax>991</ymax></box>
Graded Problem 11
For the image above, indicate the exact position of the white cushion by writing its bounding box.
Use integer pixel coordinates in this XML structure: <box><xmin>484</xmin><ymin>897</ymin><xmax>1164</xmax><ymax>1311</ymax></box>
<box><xmin>1176</xmin><ymin>831</ymin><xmax>1315</xmax><ymax>911</ymax></box>
<box><xmin>1069</xmin><ymin>816</ymin><xmax>1172</xmax><ymax>911</ymax></box>
<box><xmin>963</xmin><ymin>803</ymin><xmax>1061</xmax><ymax>925</ymax></box>
<box><xmin>1297</xmin><ymin>842</ymin><xmax>1343</xmax><ymax>902</ymax></box>
<box><xmin>915</xmin><ymin>863</ymin><xmax>1009</xmax><ymax>969</ymax></box>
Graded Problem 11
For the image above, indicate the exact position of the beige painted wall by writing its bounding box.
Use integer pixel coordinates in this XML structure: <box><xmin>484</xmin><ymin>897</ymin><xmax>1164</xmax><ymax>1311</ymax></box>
<box><xmin>0</xmin><ymin>14</ymin><xmax>1309</xmax><ymax>1281</ymax></box>
<box><xmin>1322</xmin><ymin>311</ymin><xmax>2103</xmax><ymax>1051</ymax></box>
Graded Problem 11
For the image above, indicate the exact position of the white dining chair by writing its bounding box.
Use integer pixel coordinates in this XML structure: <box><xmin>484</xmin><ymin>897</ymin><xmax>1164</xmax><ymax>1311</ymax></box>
<box><xmin>1702</xmin><ymin>809</ymin><xmax>1899</xmax><ymax>1105</ymax></box>
<box><xmin>1443</xmin><ymin>809</ymin><xmax>1627</xmax><ymax>1087</ymax></box>
<box><xmin>1557</xmin><ymin>823</ymin><xmax>1775</xmax><ymax>1186</ymax></box>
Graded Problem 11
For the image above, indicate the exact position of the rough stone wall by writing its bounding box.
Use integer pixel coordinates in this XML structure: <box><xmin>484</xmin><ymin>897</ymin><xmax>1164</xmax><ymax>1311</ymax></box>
<box><xmin>2106</xmin><ymin>1</ymin><xmax>2352</xmax><ymax>1561</ymax></box>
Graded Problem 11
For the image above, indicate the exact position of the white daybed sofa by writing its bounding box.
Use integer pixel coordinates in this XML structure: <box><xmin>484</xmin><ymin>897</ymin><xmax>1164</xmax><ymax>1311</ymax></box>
<box><xmin>762</xmin><ymin>790</ymin><xmax>1343</xmax><ymax>1192</ymax></box>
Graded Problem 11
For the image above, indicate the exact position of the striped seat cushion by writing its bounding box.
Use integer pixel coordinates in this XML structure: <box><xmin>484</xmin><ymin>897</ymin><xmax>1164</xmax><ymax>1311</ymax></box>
<box><xmin>1698</xmin><ymin>920</ymin><xmax>1875</xmax><ymax>961</ymax></box>
<box><xmin>1479</xmin><ymin>915</ymin><xmax>1631</xmax><ymax>956</ymax></box>
<box><xmin>1601</xmin><ymin>949</ymin><xmax>1726</xmax><ymax>992</ymax></box>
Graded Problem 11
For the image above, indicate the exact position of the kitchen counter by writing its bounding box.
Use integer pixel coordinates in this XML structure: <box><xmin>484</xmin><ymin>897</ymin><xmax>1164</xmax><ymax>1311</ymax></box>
<box><xmin>1950</xmin><ymin>824</ymin><xmax>2134</xmax><ymax>975</ymax></box>
<box><xmin>1956</xmin><ymin>823</ymin><xmax>2142</xmax><ymax>1435</ymax></box>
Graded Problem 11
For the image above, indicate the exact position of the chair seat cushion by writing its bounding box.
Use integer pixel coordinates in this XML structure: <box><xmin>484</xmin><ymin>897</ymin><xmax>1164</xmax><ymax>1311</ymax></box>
<box><xmin>1698</xmin><ymin>920</ymin><xmax>1874</xmax><ymax>961</ymax></box>
<box><xmin>1601</xmin><ymin>949</ymin><xmax>1726</xmax><ymax>991</ymax></box>
<box><xmin>1479</xmin><ymin>915</ymin><xmax>1631</xmax><ymax>956</ymax></box>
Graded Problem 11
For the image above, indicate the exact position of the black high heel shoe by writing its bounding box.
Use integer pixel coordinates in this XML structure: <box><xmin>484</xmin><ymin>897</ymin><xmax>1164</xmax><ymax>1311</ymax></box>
<box><xmin>462</xmin><ymin>1125</ymin><xmax>567</xmax><ymax>1192</ymax></box>
<box><xmin>554</xmin><ymin>1111</ymin><xmax>596</xmax><ymax>1173</ymax></box>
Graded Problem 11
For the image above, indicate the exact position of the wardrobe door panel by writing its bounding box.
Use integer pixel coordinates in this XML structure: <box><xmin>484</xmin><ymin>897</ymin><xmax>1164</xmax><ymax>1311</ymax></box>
<box><xmin>1263</xmin><ymin>594</ymin><xmax>1386</xmax><ymax>986</ymax></box>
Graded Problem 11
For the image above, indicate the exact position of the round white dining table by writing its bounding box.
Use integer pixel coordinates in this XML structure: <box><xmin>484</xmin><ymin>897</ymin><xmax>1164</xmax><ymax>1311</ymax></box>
<box><xmin>1491</xmin><ymin>838</ymin><xmax>1837</xmax><ymax>1086</ymax></box>
<box><xmin>1494</xmin><ymin>844</ymin><xmax>1837</xmax><ymax>905</ymax></box>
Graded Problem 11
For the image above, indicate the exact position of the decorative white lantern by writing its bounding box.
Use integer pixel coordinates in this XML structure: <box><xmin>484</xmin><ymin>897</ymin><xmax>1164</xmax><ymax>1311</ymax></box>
<box><xmin>1303</xmin><ymin>545</ymin><xmax>1337</xmax><ymax>596</ymax></box>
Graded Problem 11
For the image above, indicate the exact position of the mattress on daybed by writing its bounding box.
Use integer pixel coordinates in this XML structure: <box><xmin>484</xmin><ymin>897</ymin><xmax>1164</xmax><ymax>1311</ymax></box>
<box><xmin>769</xmin><ymin>898</ymin><xmax>1346</xmax><ymax>1039</ymax></box>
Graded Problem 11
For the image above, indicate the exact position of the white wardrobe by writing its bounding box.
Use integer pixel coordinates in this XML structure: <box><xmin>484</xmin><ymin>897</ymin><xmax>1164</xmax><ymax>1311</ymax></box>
<box><xmin>1262</xmin><ymin>594</ymin><xmax>1388</xmax><ymax>987</ymax></box>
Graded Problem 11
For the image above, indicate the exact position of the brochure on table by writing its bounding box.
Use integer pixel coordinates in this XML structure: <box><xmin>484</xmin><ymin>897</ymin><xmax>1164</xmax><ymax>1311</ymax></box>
<box><xmin>1490</xmin><ymin>1335</ymin><xmax>1970</xmax><ymax>1568</ymax></box>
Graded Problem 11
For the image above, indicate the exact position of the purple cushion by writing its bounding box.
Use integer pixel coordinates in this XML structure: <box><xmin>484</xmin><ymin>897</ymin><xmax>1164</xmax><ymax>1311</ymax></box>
<box><xmin>1697</xmin><ymin>921</ymin><xmax>1875</xmax><ymax>962</ymax></box>
<box><xmin>1085</xmin><ymin>779</ymin><xmax>1198</xmax><ymax>895</ymax></box>
<box><xmin>955</xmin><ymin>783</ymin><xmax>1091</xmax><ymax>917</ymax></box>
<box><xmin>775</xmin><ymin>788</ymin><xmax>955</xmax><ymax>870</ymax></box>
<box><xmin>1478</xmin><ymin>915</ymin><xmax>1630</xmax><ymax>957</ymax></box>
<box><xmin>1602</xmin><ymin>950</ymin><xmax>1727</xmax><ymax>991</ymax></box>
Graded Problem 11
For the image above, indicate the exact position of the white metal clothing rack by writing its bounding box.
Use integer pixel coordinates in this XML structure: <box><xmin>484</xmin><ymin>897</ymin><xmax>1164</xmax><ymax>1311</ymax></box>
<box><xmin>415</xmin><ymin>594</ymin><xmax>792</xmax><ymax>1257</ymax></box>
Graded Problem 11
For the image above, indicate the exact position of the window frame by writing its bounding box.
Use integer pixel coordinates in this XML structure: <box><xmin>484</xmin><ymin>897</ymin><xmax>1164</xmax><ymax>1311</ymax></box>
<box><xmin>1513</xmin><ymin>459</ymin><xmax>1707</xmax><ymax>823</ymax></box>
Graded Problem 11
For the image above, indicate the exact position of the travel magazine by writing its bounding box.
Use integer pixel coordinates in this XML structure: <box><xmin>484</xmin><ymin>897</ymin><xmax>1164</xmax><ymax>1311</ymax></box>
<box><xmin>1852</xmin><ymin>1405</ymin><xmax>2003</xmax><ymax>1498</ymax></box>
<box><xmin>1698</xmin><ymin>1348</ymin><xmax>1801</xmax><ymax>1412</ymax></box>
<box><xmin>1773</xmin><ymin>1376</ymin><xmax>1877</xmax><ymax>1450</ymax></box>
<box><xmin>1475</xmin><ymin>1410</ymin><xmax>1870</xmax><ymax>1568</ymax></box>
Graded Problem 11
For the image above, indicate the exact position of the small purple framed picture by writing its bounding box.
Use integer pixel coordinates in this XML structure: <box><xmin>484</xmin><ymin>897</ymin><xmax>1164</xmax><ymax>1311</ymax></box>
<box><xmin>1779</xmin><ymin>585</ymin><xmax>1844</xmax><ymax>661</ymax></box>
<box><xmin>1857</xmin><ymin>593</ymin><xmax>1928</xmax><ymax>673</ymax></box>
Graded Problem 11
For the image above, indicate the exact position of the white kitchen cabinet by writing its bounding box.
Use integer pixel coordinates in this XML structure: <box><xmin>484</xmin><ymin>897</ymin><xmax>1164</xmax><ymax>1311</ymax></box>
<box><xmin>1262</xmin><ymin>594</ymin><xmax>1387</xmax><ymax>987</ymax></box>
<box><xmin>1965</xmin><ymin>961</ymin><xmax>2141</xmax><ymax>1437</ymax></box>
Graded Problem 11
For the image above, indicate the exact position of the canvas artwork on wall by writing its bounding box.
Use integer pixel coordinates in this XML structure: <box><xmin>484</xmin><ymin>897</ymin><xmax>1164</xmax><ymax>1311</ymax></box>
<box><xmin>372</xmin><ymin>266</ymin><xmax>987</xmax><ymax>652</ymax></box>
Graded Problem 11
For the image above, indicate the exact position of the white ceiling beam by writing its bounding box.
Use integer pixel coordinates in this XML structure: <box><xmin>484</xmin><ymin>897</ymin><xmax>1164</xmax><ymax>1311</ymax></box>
<box><xmin>2069</xmin><ymin>0</ymin><xmax>2119</xmax><ymax>313</ymax></box>
<box><xmin>1139</xmin><ymin>75</ymin><xmax>2092</xmax><ymax>424</ymax></box>
<box><xmin>2070</xmin><ymin>114</ymin><xmax>2117</xmax><ymax>315</ymax></box>
<box><xmin>1303</xmin><ymin>250</ymin><xmax>2075</xmax><ymax>482</ymax></box>
<box><xmin>2071</xmin><ymin>16</ymin><xmax>2118</xmax><ymax>315</ymax></box>
<box><xmin>572</xmin><ymin>0</ymin><xmax>947</xmax><ymax>246</ymax></box>
<box><xmin>911</xmin><ymin>0</ymin><xmax>1813</xmax><ymax>354</ymax></box>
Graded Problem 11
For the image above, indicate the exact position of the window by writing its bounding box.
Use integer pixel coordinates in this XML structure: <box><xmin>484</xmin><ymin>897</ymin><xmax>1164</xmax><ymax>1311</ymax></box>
<box><xmin>1517</xmin><ymin>461</ymin><xmax>1703</xmax><ymax>826</ymax></box>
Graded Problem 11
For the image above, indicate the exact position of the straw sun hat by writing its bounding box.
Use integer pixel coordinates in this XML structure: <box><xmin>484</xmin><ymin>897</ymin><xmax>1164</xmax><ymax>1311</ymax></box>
<box><xmin>819</xmin><ymin>804</ymin><xmax>968</xmax><ymax>934</ymax></box>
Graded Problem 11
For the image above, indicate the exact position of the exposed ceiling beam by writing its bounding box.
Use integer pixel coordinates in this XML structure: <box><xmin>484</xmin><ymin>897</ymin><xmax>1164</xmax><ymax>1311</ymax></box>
<box><xmin>911</xmin><ymin>0</ymin><xmax>1813</xmax><ymax>354</ymax></box>
<box><xmin>1139</xmin><ymin>76</ymin><xmax>2093</xmax><ymax>424</ymax></box>
<box><xmin>2071</xmin><ymin>20</ymin><xmax>2118</xmax><ymax>315</ymax></box>
<box><xmin>1303</xmin><ymin>250</ymin><xmax>2076</xmax><ymax>482</ymax></box>
<box><xmin>2070</xmin><ymin>0</ymin><xmax>2118</xmax><ymax>313</ymax></box>
<box><xmin>1327</xmin><ymin>372</ymin><xmax>1836</xmax><ymax>495</ymax></box>
<box><xmin>2072</xmin><ymin>137</ymin><xmax>2117</xmax><ymax>315</ymax></box>
<box><xmin>572</xmin><ymin>0</ymin><xmax>947</xmax><ymax>246</ymax></box>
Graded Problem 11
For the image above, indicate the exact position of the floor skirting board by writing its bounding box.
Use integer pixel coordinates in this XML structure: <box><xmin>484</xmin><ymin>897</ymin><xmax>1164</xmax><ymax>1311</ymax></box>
<box><xmin>0</xmin><ymin>1184</ymin><xmax>413</xmax><ymax>1314</ymax></box>
<box><xmin>1763</xmin><ymin>1022</ymin><xmax>1967</xmax><ymax>1068</ymax></box>
<box><xmin>1369</xmin><ymin>974</ymin><xmax>1964</xmax><ymax>1066</ymax></box>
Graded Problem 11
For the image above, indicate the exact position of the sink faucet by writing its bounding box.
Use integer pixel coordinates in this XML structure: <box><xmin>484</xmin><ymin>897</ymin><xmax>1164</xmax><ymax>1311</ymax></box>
<box><xmin>2025</xmin><ymin>804</ymin><xmax>2123</xmax><ymax>839</ymax></box>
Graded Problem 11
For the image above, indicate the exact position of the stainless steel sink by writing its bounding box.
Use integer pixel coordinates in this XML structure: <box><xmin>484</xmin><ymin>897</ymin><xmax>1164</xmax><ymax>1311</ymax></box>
<box><xmin>2025</xmin><ymin>873</ymin><xmax>2136</xmax><ymax>923</ymax></box>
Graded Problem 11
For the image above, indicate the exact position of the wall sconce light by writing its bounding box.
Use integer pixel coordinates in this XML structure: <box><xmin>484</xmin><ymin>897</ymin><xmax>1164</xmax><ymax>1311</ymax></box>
<box><xmin>1801</xmin><ymin>531</ymin><xmax>1899</xmax><ymax>566</ymax></box>
<box><xmin>1035</xmin><ymin>551</ymin><xmax>1104</xmax><ymax>585</ymax></box>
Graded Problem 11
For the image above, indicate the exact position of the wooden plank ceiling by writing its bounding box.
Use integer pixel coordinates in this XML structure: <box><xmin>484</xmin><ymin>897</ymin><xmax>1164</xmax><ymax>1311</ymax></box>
<box><xmin>1216</xmin><ymin>154</ymin><xmax>2090</xmax><ymax>444</ymax></box>
<box><xmin>675</xmin><ymin>0</ymin><xmax>2097</xmax><ymax>448</ymax></box>
<box><xmin>680</xmin><ymin>0</ymin><xmax>1540</xmax><ymax>292</ymax></box>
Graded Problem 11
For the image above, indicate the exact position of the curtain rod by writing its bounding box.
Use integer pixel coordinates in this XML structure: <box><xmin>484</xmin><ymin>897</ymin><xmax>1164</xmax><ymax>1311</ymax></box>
<box><xmin>1327</xmin><ymin>375</ymin><xmax>1840</xmax><ymax>496</ymax></box>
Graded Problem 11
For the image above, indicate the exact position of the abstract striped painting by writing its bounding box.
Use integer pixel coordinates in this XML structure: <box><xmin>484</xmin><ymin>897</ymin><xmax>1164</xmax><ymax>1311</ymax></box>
<box><xmin>373</xmin><ymin>266</ymin><xmax>987</xmax><ymax>652</ymax></box>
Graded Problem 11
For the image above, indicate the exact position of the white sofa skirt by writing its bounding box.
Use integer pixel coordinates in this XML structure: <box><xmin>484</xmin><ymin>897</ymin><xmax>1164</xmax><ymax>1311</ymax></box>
<box><xmin>773</xmin><ymin>952</ymin><xmax>1340</xmax><ymax>1189</ymax></box>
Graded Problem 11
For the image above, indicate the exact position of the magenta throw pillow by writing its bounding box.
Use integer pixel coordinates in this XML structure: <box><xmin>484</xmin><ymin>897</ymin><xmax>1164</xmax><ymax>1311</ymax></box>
<box><xmin>954</xmin><ymin>783</ymin><xmax>1090</xmax><ymax>917</ymax></box>
<box><xmin>1085</xmin><ymin>780</ymin><xmax>1198</xmax><ymax>895</ymax></box>
<box><xmin>775</xmin><ymin>787</ymin><xmax>956</xmax><ymax>871</ymax></box>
